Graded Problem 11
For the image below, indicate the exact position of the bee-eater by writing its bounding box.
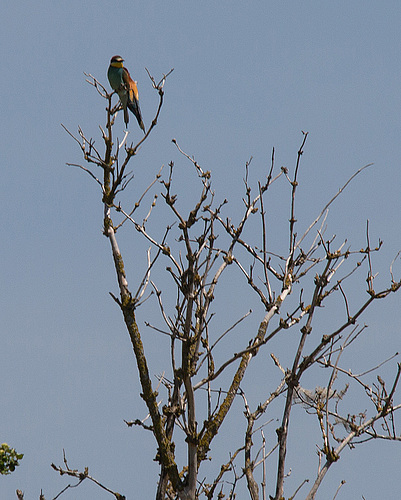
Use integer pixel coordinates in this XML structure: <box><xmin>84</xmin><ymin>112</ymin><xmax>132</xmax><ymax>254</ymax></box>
<box><xmin>107</xmin><ymin>55</ymin><xmax>145</xmax><ymax>133</ymax></box>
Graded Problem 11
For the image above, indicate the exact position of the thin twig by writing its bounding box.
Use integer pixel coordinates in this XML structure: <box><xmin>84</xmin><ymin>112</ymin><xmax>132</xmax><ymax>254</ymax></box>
<box><xmin>296</xmin><ymin>164</ymin><xmax>373</xmax><ymax>249</ymax></box>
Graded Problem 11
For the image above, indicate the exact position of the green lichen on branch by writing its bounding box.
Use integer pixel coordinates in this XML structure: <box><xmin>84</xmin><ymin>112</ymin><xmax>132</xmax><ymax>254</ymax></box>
<box><xmin>121</xmin><ymin>300</ymin><xmax>181</xmax><ymax>490</ymax></box>
<box><xmin>198</xmin><ymin>321</ymin><xmax>269</xmax><ymax>462</ymax></box>
<box><xmin>114</xmin><ymin>252</ymin><xmax>127</xmax><ymax>280</ymax></box>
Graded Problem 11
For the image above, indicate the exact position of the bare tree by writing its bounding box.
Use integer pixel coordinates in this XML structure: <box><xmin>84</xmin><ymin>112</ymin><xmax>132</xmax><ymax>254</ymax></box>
<box><xmin>49</xmin><ymin>70</ymin><xmax>401</xmax><ymax>500</ymax></box>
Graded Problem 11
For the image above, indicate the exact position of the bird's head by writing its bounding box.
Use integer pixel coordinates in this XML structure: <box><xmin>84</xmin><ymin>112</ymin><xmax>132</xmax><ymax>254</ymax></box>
<box><xmin>110</xmin><ymin>55</ymin><xmax>124</xmax><ymax>68</ymax></box>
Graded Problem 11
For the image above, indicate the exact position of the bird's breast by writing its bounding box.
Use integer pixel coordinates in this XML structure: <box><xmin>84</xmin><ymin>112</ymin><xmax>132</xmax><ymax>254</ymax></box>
<box><xmin>107</xmin><ymin>66</ymin><xmax>124</xmax><ymax>91</ymax></box>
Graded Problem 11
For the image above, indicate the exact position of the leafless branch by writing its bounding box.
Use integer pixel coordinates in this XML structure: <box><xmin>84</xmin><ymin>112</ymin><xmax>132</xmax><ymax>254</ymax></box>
<box><xmin>51</xmin><ymin>451</ymin><xmax>125</xmax><ymax>499</ymax></box>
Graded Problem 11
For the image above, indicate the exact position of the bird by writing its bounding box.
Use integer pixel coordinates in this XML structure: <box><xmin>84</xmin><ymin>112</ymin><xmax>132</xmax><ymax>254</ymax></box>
<box><xmin>107</xmin><ymin>55</ymin><xmax>145</xmax><ymax>133</ymax></box>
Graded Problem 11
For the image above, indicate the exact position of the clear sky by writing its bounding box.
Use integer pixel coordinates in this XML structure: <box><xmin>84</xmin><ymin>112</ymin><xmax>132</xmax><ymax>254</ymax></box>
<box><xmin>1</xmin><ymin>1</ymin><xmax>401</xmax><ymax>499</ymax></box>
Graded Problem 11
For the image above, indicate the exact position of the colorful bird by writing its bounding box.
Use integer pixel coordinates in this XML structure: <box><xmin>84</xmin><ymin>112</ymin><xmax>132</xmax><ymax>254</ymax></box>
<box><xmin>107</xmin><ymin>55</ymin><xmax>145</xmax><ymax>133</ymax></box>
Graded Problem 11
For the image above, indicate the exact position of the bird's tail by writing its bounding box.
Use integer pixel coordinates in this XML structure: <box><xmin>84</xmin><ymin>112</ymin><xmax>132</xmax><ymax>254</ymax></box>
<box><xmin>127</xmin><ymin>101</ymin><xmax>146</xmax><ymax>134</ymax></box>
<box><xmin>123</xmin><ymin>106</ymin><xmax>129</xmax><ymax>127</ymax></box>
<box><xmin>138</xmin><ymin>117</ymin><xmax>146</xmax><ymax>134</ymax></box>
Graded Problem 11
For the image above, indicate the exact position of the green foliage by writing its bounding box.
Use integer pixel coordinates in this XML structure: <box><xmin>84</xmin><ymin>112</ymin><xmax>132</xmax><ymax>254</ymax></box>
<box><xmin>0</xmin><ymin>443</ymin><xmax>23</xmax><ymax>475</ymax></box>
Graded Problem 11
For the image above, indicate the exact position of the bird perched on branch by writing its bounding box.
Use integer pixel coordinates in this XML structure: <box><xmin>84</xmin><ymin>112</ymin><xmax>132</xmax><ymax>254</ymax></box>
<box><xmin>107</xmin><ymin>55</ymin><xmax>146</xmax><ymax>133</ymax></box>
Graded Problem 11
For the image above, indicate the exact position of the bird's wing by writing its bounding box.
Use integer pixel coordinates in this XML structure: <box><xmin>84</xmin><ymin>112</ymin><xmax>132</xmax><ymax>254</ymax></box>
<box><xmin>122</xmin><ymin>67</ymin><xmax>140</xmax><ymax>103</ymax></box>
<box><xmin>122</xmin><ymin>67</ymin><xmax>145</xmax><ymax>133</ymax></box>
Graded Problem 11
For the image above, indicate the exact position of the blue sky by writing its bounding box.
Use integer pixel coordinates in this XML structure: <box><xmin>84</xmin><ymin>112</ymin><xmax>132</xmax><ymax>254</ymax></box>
<box><xmin>1</xmin><ymin>2</ymin><xmax>401</xmax><ymax>498</ymax></box>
